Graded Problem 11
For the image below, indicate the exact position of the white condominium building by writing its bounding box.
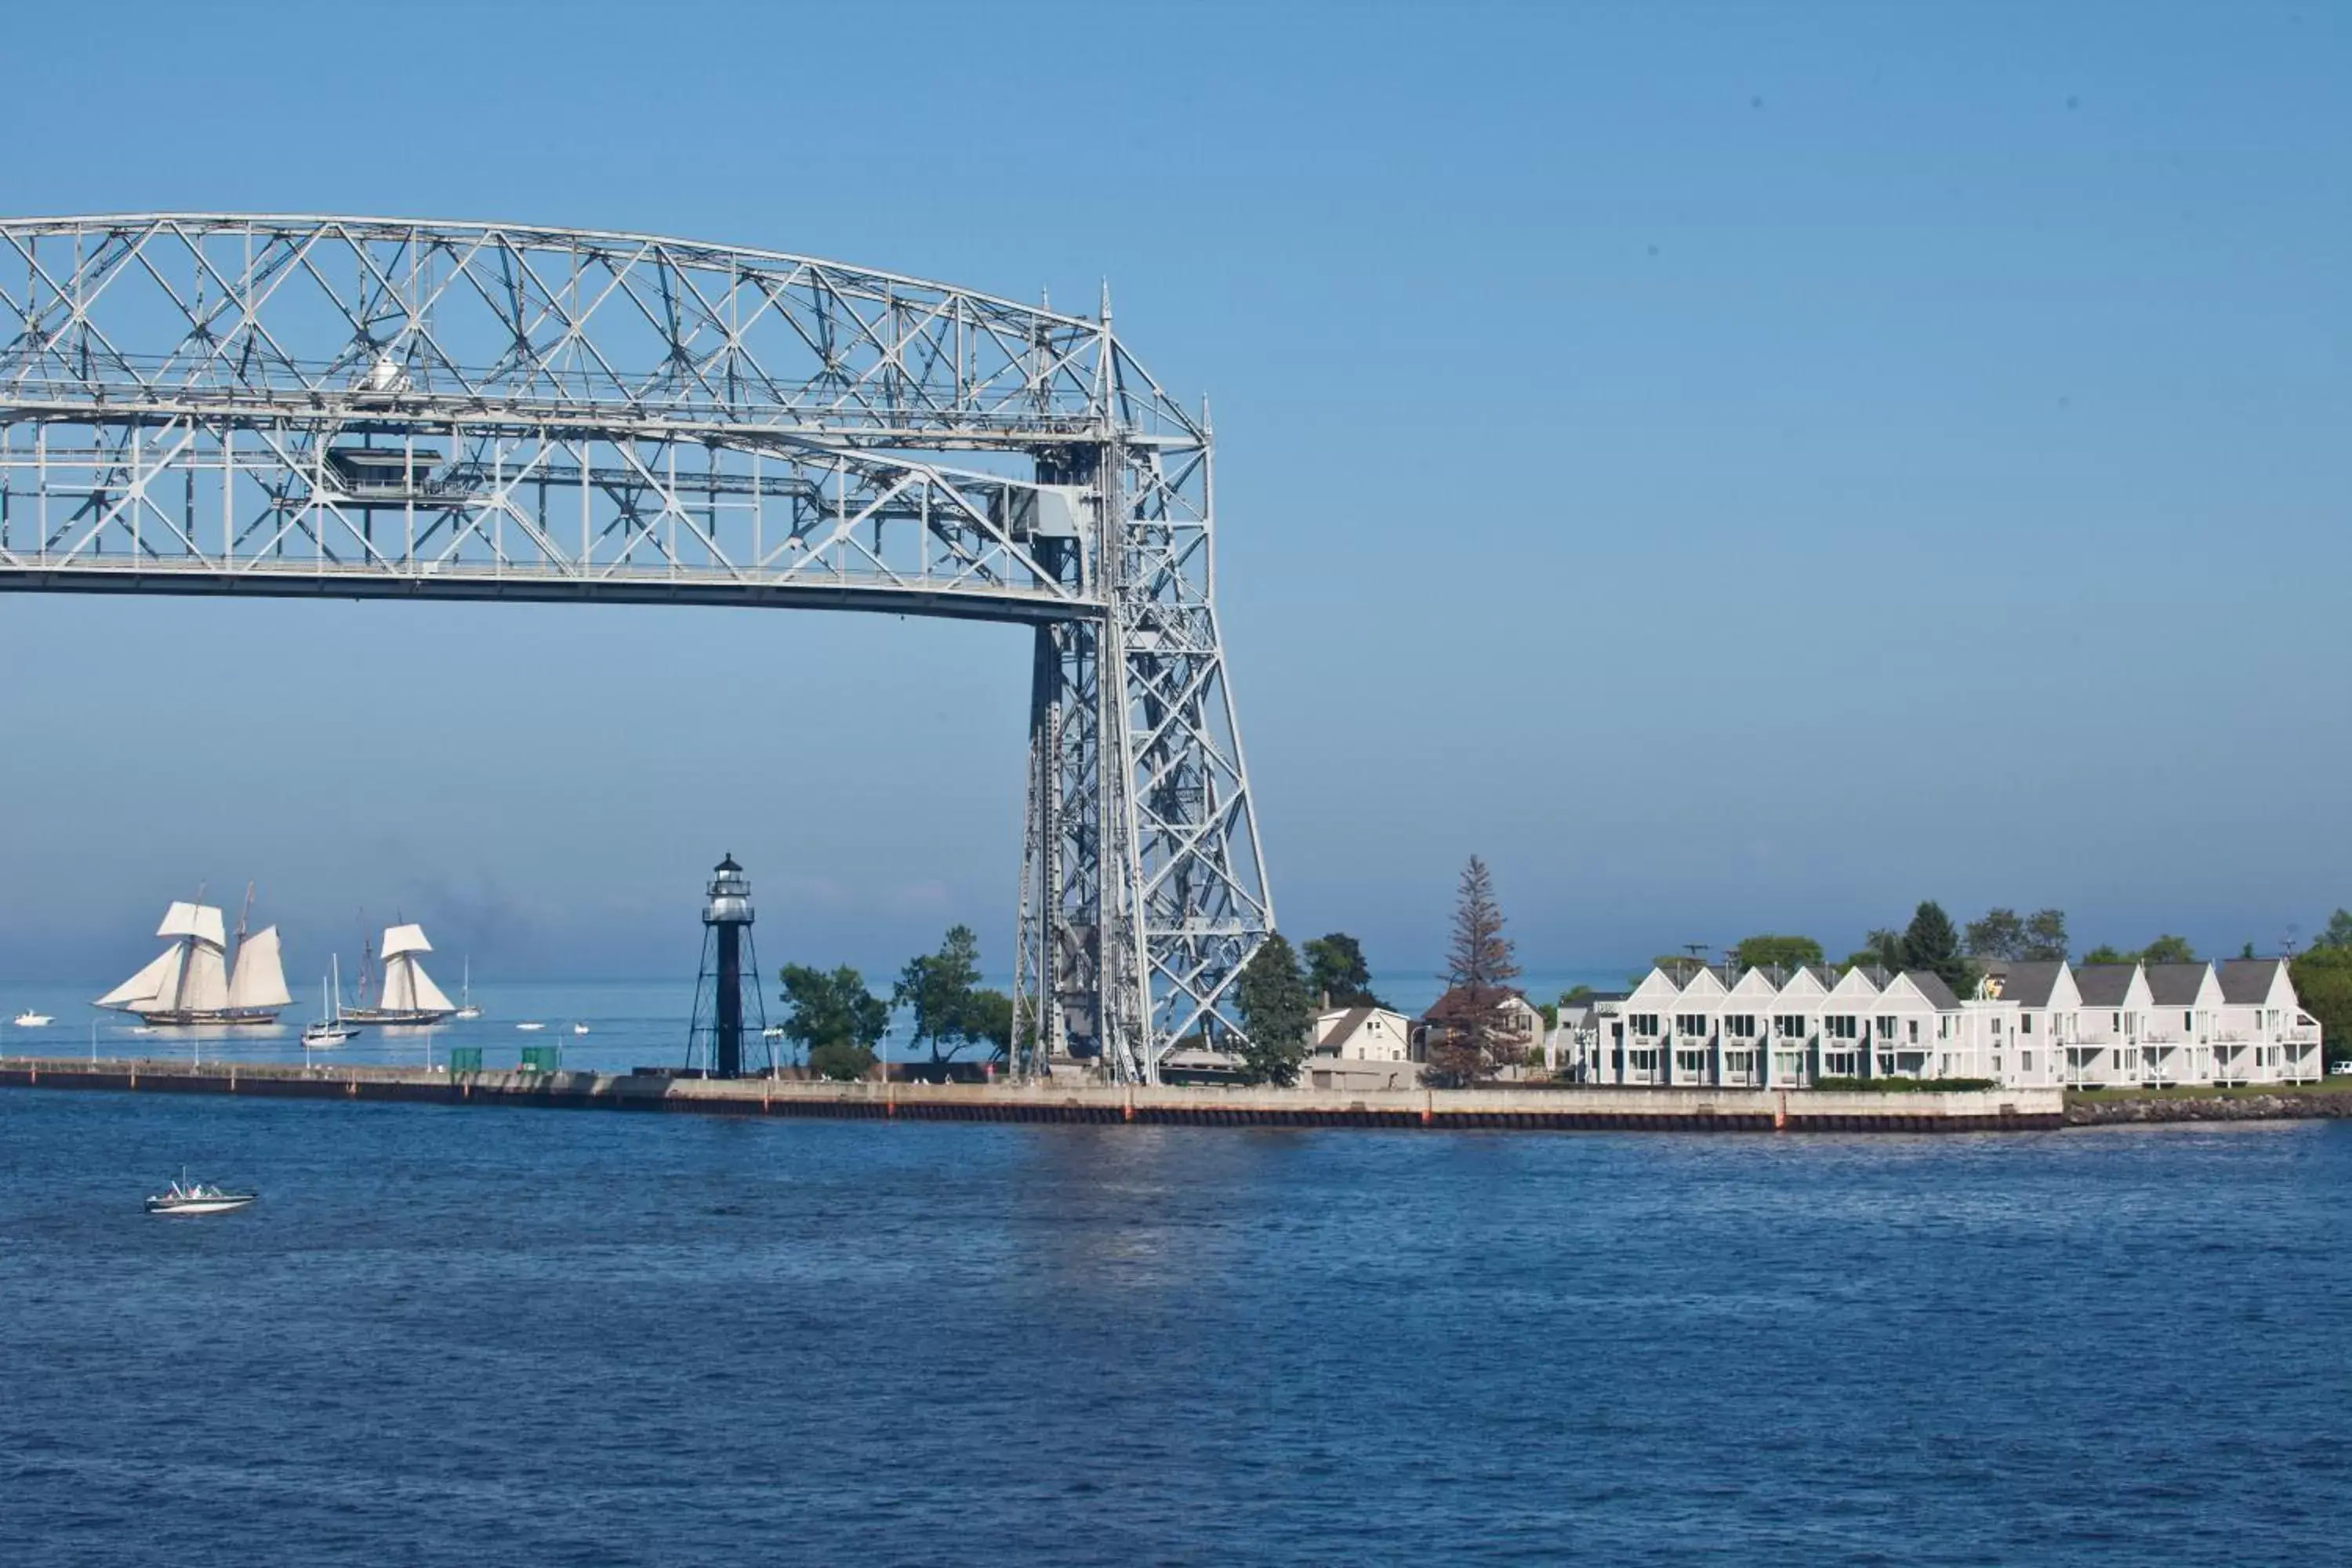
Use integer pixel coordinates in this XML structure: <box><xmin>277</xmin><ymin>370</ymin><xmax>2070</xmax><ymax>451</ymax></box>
<box><xmin>1552</xmin><ymin>956</ymin><xmax>2321</xmax><ymax>1091</ymax></box>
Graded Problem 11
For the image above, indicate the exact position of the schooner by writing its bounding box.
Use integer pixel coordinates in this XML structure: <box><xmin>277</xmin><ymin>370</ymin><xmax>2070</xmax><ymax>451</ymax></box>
<box><xmin>96</xmin><ymin>887</ymin><xmax>292</xmax><ymax>1025</ymax></box>
<box><xmin>344</xmin><ymin>922</ymin><xmax>459</xmax><ymax>1025</ymax></box>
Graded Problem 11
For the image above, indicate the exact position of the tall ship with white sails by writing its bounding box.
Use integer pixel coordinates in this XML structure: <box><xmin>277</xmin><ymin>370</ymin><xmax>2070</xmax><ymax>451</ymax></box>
<box><xmin>343</xmin><ymin>922</ymin><xmax>458</xmax><ymax>1025</ymax></box>
<box><xmin>96</xmin><ymin>887</ymin><xmax>292</xmax><ymax>1026</ymax></box>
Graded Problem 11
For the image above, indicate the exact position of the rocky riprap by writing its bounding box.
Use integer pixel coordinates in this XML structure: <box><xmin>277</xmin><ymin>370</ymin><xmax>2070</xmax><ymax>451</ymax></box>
<box><xmin>2067</xmin><ymin>1091</ymin><xmax>2352</xmax><ymax>1125</ymax></box>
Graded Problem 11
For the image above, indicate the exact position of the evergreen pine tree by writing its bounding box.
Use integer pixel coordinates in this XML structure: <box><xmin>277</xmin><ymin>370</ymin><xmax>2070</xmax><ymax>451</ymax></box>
<box><xmin>1899</xmin><ymin>902</ymin><xmax>1974</xmax><ymax>996</ymax></box>
<box><xmin>1234</xmin><ymin>934</ymin><xmax>1312</xmax><ymax>1086</ymax></box>
<box><xmin>1429</xmin><ymin>855</ymin><xmax>1521</xmax><ymax>1086</ymax></box>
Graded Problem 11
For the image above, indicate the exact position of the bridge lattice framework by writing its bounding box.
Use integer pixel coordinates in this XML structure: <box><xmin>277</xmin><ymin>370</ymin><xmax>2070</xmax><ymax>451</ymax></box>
<box><xmin>0</xmin><ymin>213</ymin><xmax>1272</xmax><ymax>1081</ymax></box>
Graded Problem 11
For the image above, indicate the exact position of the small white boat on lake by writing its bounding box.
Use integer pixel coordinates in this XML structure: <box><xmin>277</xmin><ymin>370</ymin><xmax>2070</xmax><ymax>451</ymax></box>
<box><xmin>13</xmin><ymin>1009</ymin><xmax>52</xmax><ymax>1027</ymax></box>
<box><xmin>453</xmin><ymin>957</ymin><xmax>483</xmax><ymax>1022</ymax></box>
<box><xmin>515</xmin><ymin>1021</ymin><xmax>546</xmax><ymax>1033</ymax></box>
<box><xmin>301</xmin><ymin>956</ymin><xmax>361</xmax><ymax>1049</ymax></box>
<box><xmin>146</xmin><ymin>1171</ymin><xmax>257</xmax><ymax>1215</ymax></box>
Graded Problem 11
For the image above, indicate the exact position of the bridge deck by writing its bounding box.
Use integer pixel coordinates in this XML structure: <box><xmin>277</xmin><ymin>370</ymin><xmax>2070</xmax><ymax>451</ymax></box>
<box><xmin>0</xmin><ymin>557</ymin><xmax>1089</xmax><ymax>622</ymax></box>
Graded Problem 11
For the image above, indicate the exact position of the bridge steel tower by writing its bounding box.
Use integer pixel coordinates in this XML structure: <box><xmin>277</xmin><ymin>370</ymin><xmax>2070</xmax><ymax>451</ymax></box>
<box><xmin>0</xmin><ymin>215</ymin><xmax>1271</xmax><ymax>1082</ymax></box>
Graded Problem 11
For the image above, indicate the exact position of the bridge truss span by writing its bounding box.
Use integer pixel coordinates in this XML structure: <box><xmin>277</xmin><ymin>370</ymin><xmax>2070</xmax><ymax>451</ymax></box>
<box><xmin>0</xmin><ymin>214</ymin><xmax>1272</xmax><ymax>1081</ymax></box>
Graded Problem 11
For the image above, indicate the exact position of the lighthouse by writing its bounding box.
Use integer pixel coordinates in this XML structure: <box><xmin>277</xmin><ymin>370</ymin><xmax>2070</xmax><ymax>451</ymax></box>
<box><xmin>688</xmin><ymin>853</ymin><xmax>769</xmax><ymax>1077</ymax></box>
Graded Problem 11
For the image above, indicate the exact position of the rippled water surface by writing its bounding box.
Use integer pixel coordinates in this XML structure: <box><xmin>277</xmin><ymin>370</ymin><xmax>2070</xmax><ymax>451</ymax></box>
<box><xmin>2</xmin><ymin>1092</ymin><xmax>2347</xmax><ymax>1564</ymax></box>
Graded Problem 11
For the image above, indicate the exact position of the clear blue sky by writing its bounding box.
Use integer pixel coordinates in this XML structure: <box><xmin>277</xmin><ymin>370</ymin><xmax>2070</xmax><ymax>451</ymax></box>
<box><xmin>3</xmin><ymin>1</ymin><xmax>2347</xmax><ymax>985</ymax></box>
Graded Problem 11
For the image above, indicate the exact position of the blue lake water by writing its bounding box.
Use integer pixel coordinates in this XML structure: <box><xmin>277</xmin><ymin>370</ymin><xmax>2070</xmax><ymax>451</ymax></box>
<box><xmin>2</xmin><ymin>1091</ymin><xmax>2347</xmax><ymax>1564</ymax></box>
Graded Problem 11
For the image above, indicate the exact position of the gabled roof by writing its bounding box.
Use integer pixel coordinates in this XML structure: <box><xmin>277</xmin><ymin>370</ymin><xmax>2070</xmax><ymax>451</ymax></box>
<box><xmin>1902</xmin><ymin>970</ymin><xmax>1962</xmax><ymax>1011</ymax></box>
<box><xmin>2074</xmin><ymin>964</ymin><xmax>2139</xmax><ymax>1006</ymax></box>
<box><xmin>1317</xmin><ymin>1005</ymin><xmax>1406</xmax><ymax>1053</ymax></box>
<box><xmin>2143</xmin><ymin>963</ymin><xmax>2212</xmax><ymax>1006</ymax></box>
<box><xmin>1827</xmin><ymin>965</ymin><xmax>1889</xmax><ymax>996</ymax></box>
<box><xmin>1994</xmin><ymin>960</ymin><xmax>2067</xmax><ymax>1008</ymax></box>
<box><xmin>1422</xmin><ymin>985</ymin><xmax>1532</xmax><ymax>1022</ymax></box>
<box><xmin>2217</xmin><ymin>957</ymin><xmax>2287</xmax><ymax>1004</ymax></box>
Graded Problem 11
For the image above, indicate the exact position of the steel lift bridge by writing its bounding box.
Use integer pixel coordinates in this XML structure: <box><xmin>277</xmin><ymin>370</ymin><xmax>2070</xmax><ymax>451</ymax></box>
<box><xmin>0</xmin><ymin>214</ymin><xmax>1272</xmax><ymax>1083</ymax></box>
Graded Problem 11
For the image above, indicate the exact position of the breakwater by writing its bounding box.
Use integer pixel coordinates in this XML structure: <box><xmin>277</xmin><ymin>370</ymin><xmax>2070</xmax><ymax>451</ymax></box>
<box><xmin>2065</xmin><ymin>1089</ymin><xmax>2352</xmax><ymax>1126</ymax></box>
<box><xmin>0</xmin><ymin>1056</ymin><xmax>2060</xmax><ymax>1131</ymax></box>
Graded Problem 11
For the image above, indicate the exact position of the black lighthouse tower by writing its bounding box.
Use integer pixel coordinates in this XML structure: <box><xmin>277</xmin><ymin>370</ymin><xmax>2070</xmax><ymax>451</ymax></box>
<box><xmin>688</xmin><ymin>853</ymin><xmax>769</xmax><ymax>1077</ymax></box>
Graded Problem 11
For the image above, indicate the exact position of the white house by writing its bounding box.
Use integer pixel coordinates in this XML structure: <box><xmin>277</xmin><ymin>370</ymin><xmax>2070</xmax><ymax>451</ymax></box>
<box><xmin>1303</xmin><ymin>1005</ymin><xmax>1418</xmax><ymax>1092</ymax></box>
<box><xmin>2063</xmin><ymin>964</ymin><xmax>2151</xmax><ymax>1087</ymax></box>
<box><xmin>2213</xmin><ymin>958</ymin><xmax>2323</xmax><ymax>1084</ymax></box>
<box><xmin>1312</xmin><ymin>1005</ymin><xmax>1413</xmax><ymax>1062</ymax></box>
<box><xmin>1979</xmin><ymin>961</ymin><xmax>2077</xmax><ymax>1088</ymax></box>
<box><xmin>1555</xmin><ymin>955</ymin><xmax>2319</xmax><ymax>1092</ymax></box>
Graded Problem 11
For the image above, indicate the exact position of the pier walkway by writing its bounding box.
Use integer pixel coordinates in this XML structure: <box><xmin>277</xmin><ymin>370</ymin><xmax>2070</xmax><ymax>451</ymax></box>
<box><xmin>0</xmin><ymin>1057</ymin><xmax>2064</xmax><ymax>1132</ymax></box>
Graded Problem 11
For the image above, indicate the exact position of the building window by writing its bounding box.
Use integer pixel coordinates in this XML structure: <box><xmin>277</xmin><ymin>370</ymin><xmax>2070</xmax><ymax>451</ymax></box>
<box><xmin>2023</xmin><ymin>1051</ymin><xmax>2034</xmax><ymax>1073</ymax></box>
<box><xmin>2183</xmin><ymin>1011</ymin><xmax>2194</xmax><ymax>1032</ymax></box>
<box><xmin>2022</xmin><ymin>1014</ymin><xmax>2034</xmax><ymax>1034</ymax></box>
<box><xmin>1631</xmin><ymin>1014</ymin><xmax>1659</xmax><ymax>1038</ymax></box>
<box><xmin>1875</xmin><ymin>1016</ymin><xmax>1896</xmax><ymax>1041</ymax></box>
<box><xmin>1907</xmin><ymin>1019</ymin><xmax>1920</xmax><ymax>1044</ymax></box>
<box><xmin>1675</xmin><ymin>1014</ymin><xmax>1707</xmax><ymax>1038</ymax></box>
<box><xmin>1827</xmin><ymin>1015</ymin><xmax>1858</xmax><ymax>1040</ymax></box>
<box><xmin>1774</xmin><ymin>1014</ymin><xmax>1806</xmax><ymax>1038</ymax></box>
<box><xmin>1724</xmin><ymin>1014</ymin><xmax>1756</xmax><ymax>1038</ymax></box>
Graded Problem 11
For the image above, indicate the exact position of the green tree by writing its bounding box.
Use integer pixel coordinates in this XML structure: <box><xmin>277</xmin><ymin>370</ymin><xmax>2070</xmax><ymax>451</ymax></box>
<box><xmin>1233</xmin><ymin>933</ymin><xmax>1312</xmax><ymax>1086</ymax></box>
<box><xmin>2292</xmin><ymin>943</ymin><xmax>2352</xmax><ymax>1069</ymax></box>
<box><xmin>1965</xmin><ymin>906</ymin><xmax>2069</xmax><ymax>961</ymax></box>
<box><xmin>1964</xmin><ymin>908</ymin><xmax>2026</xmax><ymax>960</ymax></box>
<box><xmin>2082</xmin><ymin>944</ymin><xmax>2132</xmax><ymax>965</ymax></box>
<box><xmin>2311</xmin><ymin>909</ymin><xmax>2352</xmax><ymax>950</ymax></box>
<box><xmin>1302</xmin><ymin>932</ymin><xmax>1384</xmax><ymax>1008</ymax></box>
<box><xmin>893</xmin><ymin>924</ymin><xmax>986</xmax><ymax>1063</ymax></box>
<box><xmin>2140</xmin><ymin>934</ymin><xmax>2197</xmax><ymax>966</ymax></box>
<box><xmin>2021</xmin><ymin>909</ymin><xmax>2071</xmax><ymax>962</ymax></box>
<box><xmin>1900</xmin><ymin>902</ymin><xmax>1976</xmax><ymax>996</ymax></box>
<box><xmin>1845</xmin><ymin>928</ymin><xmax>1903</xmax><ymax>972</ymax></box>
<box><xmin>1427</xmin><ymin>855</ymin><xmax>1521</xmax><ymax>1087</ymax></box>
<box><xmin>961</xmin><ymin>986</ymin><xmax>1016</xmax><ymax>1062</ymax></box>
<box><xmin>1562</xmin><ymin>985</ymin><xmax>1595</xmax><ymax>1006</ymax></box>
<box><xmin>1733</xmin><ymin>934</ymin><xmax>1824</xmax><ymax>972</ymax></box>
<box><xmin>779</xmin><ymin>963</ymin><xmax>889</xmax><ymax>1080</ymax></box>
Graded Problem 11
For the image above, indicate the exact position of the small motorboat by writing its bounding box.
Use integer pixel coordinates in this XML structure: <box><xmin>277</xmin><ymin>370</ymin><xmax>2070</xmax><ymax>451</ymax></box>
<box><xmin>13</xmin><ymin>1010</ymin><xmax>53</xmax><ymax>1027</ymax></box>
<box><xmin>515</xmin><ymin>1021</ymin><xmax>546</xmax><ymax>1033</ymax></box>
<box><xmin>571</xmin><ymin>1022</ymin><xmax>590</xmax><ymax>1036</ymax></box>
<box><xmin>146</xmin><ymin>1171</ymin><xmax>257</xmax><ymax>1216</ymax></box>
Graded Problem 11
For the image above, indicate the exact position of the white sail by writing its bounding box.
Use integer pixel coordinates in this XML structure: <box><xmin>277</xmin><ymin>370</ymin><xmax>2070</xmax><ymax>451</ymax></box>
<box><xmin>97</xmin><ymin>946</ymin><xmax>184</xmax><ymax>1010</ymax></box>
<box><xmin>180</xmin><ymin>942</ymin><xmax>231</xmax><ymax>1013</ymax></box>
<box><xmin>158</xmin><ymin>902</ymin><xmax>227</xmax><ymax>948</ymax></box>
<box><xmin>227</xmin><ymin>926</ymin><xmax>293</xmax><ymax>1010</ymax></box>
<box><xmin>407</xmin><ymin>960</ymin><xmax>456</xmax><ymax>1014</ymax></box>
<box><xmin>380</xmin><ymin>953</ymin><xmax>416</xmax><ymax>1011</ymax></box>
<box><xmin>382</xmin><ymin>924</ymin><xmax>433</xmax><ymax>960</ymax></box>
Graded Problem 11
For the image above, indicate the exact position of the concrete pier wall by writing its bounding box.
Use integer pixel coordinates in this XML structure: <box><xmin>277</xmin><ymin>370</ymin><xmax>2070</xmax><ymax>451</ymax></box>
<box><xmin>0</xmin><ymin>1056</ymin><xmax>2065</xmax><ymax>1132</ymax></box>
